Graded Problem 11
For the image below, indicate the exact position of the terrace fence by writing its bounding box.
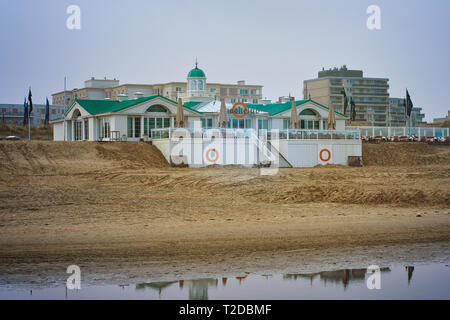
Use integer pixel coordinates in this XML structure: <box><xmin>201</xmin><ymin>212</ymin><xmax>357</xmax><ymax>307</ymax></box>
<box><xmin>347</xmin><ymin>126</ymin><xmax>450</xmax><ymax>138</ymax></box>
<box><xmin>151</xmin><ymin>128</ymin><xmax>361</xmax><ymax>141</ymax></box>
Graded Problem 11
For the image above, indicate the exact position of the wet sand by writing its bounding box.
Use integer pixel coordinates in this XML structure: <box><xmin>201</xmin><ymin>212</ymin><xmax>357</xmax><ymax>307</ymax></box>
<box><xmin>0</xmin><ymin>141</ymin><xmax>449</xmax><ymax>286</ymax></box>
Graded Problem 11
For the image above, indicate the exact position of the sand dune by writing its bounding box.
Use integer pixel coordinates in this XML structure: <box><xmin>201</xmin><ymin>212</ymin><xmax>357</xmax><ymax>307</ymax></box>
<box><xmin>0</xmin><ymin>141</ymin><xmax>449</xmax><ymax>284</ymax></box>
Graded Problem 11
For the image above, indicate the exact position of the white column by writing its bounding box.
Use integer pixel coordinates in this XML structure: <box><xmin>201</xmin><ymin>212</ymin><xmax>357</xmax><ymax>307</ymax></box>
<box><xmin>171</xmin><ymin>117</ymin><xmax>174</xmax><ymax>128</ymax></box>
<box><xmin>82</xmin><ymin>120</ymin><xmax>85</xmax><ymax>140</ymax></box>
<box><xmin>141</xmin><ymin>116</ymin><xmax>144</xmax><ymax>138</ymax></box>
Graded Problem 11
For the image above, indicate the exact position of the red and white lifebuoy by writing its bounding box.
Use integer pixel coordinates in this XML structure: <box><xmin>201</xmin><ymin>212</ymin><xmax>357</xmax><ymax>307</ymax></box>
<box><xmin>319</xmin><ymin>148</ymin><xmax>331</xmax><ymax>162</ymax></box>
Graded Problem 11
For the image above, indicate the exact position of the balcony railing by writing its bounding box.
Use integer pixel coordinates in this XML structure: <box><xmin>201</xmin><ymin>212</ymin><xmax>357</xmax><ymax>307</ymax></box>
<box><xmin>151</xmin><ymin>128</ymin><xmax>361</xmax><ymax>141</ymax></box>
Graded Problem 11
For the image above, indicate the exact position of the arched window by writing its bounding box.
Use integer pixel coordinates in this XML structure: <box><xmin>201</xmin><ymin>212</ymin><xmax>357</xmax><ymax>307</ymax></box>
<box><xmin>198</xmin><ymin>80</ymin><xmax>204</xmax><ymax>91</ymax></box>
<box><xmin>299</xmin><ymin>109</ymin><xmax>317</xmax><ymax>116</ymax></box>
<box><xmin>72</xmin><ymin>109</ymin><xmax>81</xmax><ymax>119</ymax></box>
<box><xmin>190</xmin><ymin>80</ymin><xmax>197</xmax><ymax>91</ymax></box>
<box><xmin>146</xmin><ymin>105</ymin><xmax>167</xmax><ymax>113</ymax></box>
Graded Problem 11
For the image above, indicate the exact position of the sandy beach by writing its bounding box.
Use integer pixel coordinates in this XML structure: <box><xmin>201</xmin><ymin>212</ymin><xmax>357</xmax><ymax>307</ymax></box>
<box><xmin>0</xmin><ymin>141</ymin><xmax>449</xmax><ymax>285</ymax></box>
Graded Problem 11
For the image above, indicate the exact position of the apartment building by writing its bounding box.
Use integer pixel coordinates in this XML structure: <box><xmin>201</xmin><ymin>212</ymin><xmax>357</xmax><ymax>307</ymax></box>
<box><xmin>303</xmin><ymin>66</ymin><xmax>390</xmax><ymax>126</ymax></box>
<box><xmin>0</xmin><ymin>104</ymin><xmax>65</xmax><ymax>126</ymax></box>
<box><xmin>389</xmin><ymin>98</ymin><xmax>426</xmax><ymax>127</ymax></box>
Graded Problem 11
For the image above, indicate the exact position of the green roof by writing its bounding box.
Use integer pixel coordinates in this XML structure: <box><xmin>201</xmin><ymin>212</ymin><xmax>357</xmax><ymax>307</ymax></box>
<box><xmin>247</xmin><ymin>99</ymin><xmax>348</xmax><ymax>117</ymax></box>
<box><xmin>183</xmin><ymin>101</ymin><xmax>203</xmax><ymax>109</ymax></box>
<box><xmin>187</xmin><ymin>67</ymin><xmax>206</xmax><ymax>78</ymax></box>
<box><xmin>67</xmin><ymin>94</ymin><xmax>202</xmax><ymax>116</ymax></box>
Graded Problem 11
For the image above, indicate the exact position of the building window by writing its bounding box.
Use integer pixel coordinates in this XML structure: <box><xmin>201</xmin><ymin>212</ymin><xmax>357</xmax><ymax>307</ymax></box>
<box><xmin>143</xmin><ymin>117</ymin><xmax>170</xmax><ymax>137</ymax></box>
<box><xmin>74</xmin><ymin>121</ymin><xmax>82</xmax><ymax>141</ymax></box>
<box><xmin>201</xmin><ymin>118</ymin><xmax>213</xmax><ymax>128</ymax></box>
<box><xmin>84</xmin><ymin>120</ymin><xmax>89</xmax><ymax>140</ymax></box>
<box><xmin>283</xmin><ymin>119</ymin><xmax>290</xmax><ymax>129</ymax></box>
<box><xmin>100</xmin><ymin>118</ymin><xmax>110</xmax><ymax>139</ymax></box>
<box><xmin>148</xmin><ymin>118</ymin><xmax>155</xmax><ymax>137</ymax></box>
<box><xmin>134</xmin><ymin>117</ymin><xmax>141</xmax><ymax>138</ymax></box>
<box><xmin>127</xmin><ymin>117</ymin><xmax>133</xmax><ymax>138</ymax></box>
<box><xmin>176</xmin><ymin>87</ymin><xmax>182</xmax><ymax>92</ymax></box>
<box><xmin>258</xmin><ymin>119</ymin><xmax>268</xmax><ymax>130</ymax></box>
<box><xmin>190</xmin><ymin>80</ymin><xmax>197</xmax><ymax>90</ymax></box>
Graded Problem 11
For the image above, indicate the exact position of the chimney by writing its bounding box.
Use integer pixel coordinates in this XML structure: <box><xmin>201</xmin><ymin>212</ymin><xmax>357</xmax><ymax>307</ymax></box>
<box><xmin>118</xmin><ymin>94</ymin><xmax>128</xmax><ymax>102</ymax></box>
<box><xmin>134</xmin><ymin>92</ymin><xmax>144</xmax><ymax>99</ymax></box>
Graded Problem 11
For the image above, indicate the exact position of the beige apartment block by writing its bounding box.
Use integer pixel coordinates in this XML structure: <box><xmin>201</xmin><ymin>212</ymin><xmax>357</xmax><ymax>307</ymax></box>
<box><xmin>52</xmin><ymin>64</ymin><xmax>263</xmax><ymax>108</ymax></box>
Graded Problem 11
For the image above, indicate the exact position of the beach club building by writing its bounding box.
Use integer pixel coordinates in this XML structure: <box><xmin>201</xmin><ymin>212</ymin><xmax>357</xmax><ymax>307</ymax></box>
<box><xmin>51</xmin><ymin>64</ymin><xmax>362</xmax><ymax>168</ymax></box>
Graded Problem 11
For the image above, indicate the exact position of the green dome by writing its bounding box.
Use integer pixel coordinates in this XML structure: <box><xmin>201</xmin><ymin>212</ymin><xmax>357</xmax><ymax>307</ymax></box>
<box><xmin>187</xmin><ymin>67</ymin><xmax>206</xmax><ymax>78</ymax></box>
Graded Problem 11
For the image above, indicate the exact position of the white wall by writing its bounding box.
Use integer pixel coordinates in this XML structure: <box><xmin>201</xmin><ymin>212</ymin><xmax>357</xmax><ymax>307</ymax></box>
<box><xmin>53</xmin><ymin>122</ymin><xmax>64</xmax><ymax>141</ymax></box>
<box><xmin>111</xmin><ymin>115</ymin><xmax>128</xmax><ymax>139</ymax></box>
<box><xmin>271</xmin><ymin>118</ymin><xmax>283</xmax><ymax>130</ymax></box>
<box><xmin>336</xmin><ymin>119</ymin><xmax>346</xmax><ymax>130</ymax></box>
<box><xmin>279</xmin><ymin>139</ymin><xmax>361</xmax><ymax>167</ymax></box>
<box><xmin>153</xmin><ymin>136</ymin><xmax>361</xmax><ymax>168</ymax></box>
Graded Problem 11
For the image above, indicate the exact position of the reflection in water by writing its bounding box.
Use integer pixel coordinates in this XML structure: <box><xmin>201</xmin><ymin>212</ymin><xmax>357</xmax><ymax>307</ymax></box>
<box><xmin>136</xmin><ymin>267</ymin><xmax>398</xmax><ymax>299</ymax></box>
<box><xmin>136</xmin><ymin>281</ymin><xmax>177</xmax><ymax>298</ymax></box>
<box><xmin>136</xmin><ymin>279</ymin><xmax>218</xmax><ymax>300</ymax></box>
<box><xmin>406</xmin><ymin>266</ymin><xmax>414</xmax><ymax>285</ymax></box>
<box><xmin>284</xmin><ymin>267</ymin><xmax>391</xmax><ymax>289</ymax></box>
<box><xmin>1</xmin><ymin>264</ymin><xmax>448</xmax><ymax>300</ymax></box>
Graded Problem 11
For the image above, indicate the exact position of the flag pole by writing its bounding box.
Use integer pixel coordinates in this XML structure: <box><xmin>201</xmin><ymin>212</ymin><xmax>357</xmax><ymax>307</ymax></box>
<box><xmin>28</xmin><ymin>86</ymin><xmax>31</xmax><ymax>141</ymax></box>
<box><xmin>64</xmin><ymin>77</ymin><xmax>67</xmax><ymax>141</ymax></box>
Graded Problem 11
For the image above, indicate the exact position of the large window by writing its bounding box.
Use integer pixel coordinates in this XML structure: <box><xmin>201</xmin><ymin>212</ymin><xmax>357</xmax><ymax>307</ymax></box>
<box><xmin>84</xmin><ymin>120</ymin><xmax>89</xmax><ymax>140</ymax></box>
<box><xmin>283</xmin><ymin>119</ymin><xmax>290</xmax><ymax>129</ymax></box>
<box><xmin>99</xmin><ymin>118</ymin><xmax>110</xmax><ymax>140</ymax></box>
<box><xmin>299</xmin><ymin>119</ymin><xmax>320</xmax><ymax>130</ymax></box>
<box><xmin>258</xmin><ymin>119</ymin><xmax>268</xmax><ymax>130</ymax></box>
<box><xmin>74</xmin><ymin>121</ymin><xmax>82</xmax><ymax>141</ymax></box>
<box><xmin>228</xmin><ymin>118</ymin><xmax>252</xmax><ymax>129</ymax></box>
<box><xmin>127</xmin><ymin>117</ymin><xmax>142</xmax><ymax>138</ymax></box>
<box><xmin>134</xmin><ymin>117</ymin><xmax>141</xmax><ymax>138</ymax></box>
<box><xmin>127</xmin><ymin>117</ymin><xmax>133</xmax><ymax>138</ymax></box>
<box><xmin>144</xmin><ymin>117</ymin><xmax>170</xmax><ymax>137</ymax></box>
<box><xmin>201</xmin><ymin>118</ymin><xmax>213</xmax><ymax>128</ymax></box>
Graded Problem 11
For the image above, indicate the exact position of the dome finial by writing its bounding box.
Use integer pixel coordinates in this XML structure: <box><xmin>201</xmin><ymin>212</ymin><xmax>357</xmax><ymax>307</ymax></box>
<box><xmin>195</xmin><ymin>57</ymin><xmax>198</xmax><ymax>69</ymax></box>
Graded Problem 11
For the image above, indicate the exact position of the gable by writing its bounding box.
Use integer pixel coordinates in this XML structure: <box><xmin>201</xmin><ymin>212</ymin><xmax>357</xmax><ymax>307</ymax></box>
<box><xmin>117</xmin><ymin>96</ymin><xmax>200</xmax><ymax>116</ymax></box>
<box><xmin>275</xmin><ymin>101</ymin><xmax>347</xmax><ymax>119</ymax></box>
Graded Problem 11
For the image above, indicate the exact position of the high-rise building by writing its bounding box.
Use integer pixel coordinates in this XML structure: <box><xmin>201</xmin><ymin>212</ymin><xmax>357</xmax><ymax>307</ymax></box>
<box><xmin>303</xmin><ymin>65</ymin><xmax>390</xmax><ymax>126</ymax></box>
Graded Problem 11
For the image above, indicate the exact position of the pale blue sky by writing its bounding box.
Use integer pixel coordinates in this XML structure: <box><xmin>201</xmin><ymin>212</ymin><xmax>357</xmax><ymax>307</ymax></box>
<box><xmin>0</xmin><ymin>0</ymin><xmax>449</xmax><ymax>121</ymax></box>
